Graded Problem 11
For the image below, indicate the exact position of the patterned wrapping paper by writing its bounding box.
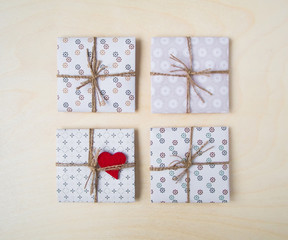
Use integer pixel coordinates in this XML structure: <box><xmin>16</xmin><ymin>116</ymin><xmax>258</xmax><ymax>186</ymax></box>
<box><xmin>57</xmin><ymin>37</ymin><xmax>136</xmax><ymax>112</ymax></box>
<box><xmin>56</xmin><ymin>129</ymin><xmax>135</xmax><ymax>203</ymax></box>
<box><xmin>151</xmin><ymin>37</ymin><xmax>229</xmax><ymax>113</ymax></box>
<box><xmin>150</xmin><ymin>127</ymin><xmax>230</xmax><ymax>203</ymax></box>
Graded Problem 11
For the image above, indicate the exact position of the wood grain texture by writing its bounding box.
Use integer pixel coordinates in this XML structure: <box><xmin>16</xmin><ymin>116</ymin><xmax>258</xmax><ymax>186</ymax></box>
<box><xmin>0</xmin><ymin>0</ymin><xmax>288</xmax><ymax>239</ymax></box>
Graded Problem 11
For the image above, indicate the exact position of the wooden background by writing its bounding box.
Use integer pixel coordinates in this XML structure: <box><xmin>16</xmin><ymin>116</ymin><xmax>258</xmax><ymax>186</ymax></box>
<box><xmin>1</xmin><ymin>0</ymin><xmax>288</xmax><ymax>239</ymax></box>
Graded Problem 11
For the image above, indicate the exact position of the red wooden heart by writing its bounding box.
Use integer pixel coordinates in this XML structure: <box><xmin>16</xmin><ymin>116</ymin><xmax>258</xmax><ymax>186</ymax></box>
<box><xmin>97</xmin><ymin>152</ymin><xmax>126</xmax><ymax>179</ymax></box>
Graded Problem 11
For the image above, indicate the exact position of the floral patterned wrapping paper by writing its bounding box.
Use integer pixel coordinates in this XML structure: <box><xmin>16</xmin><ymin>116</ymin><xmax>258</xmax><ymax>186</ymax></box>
<box><xmin>151</xmin><ymin>37</ymin><xmax>229</xmax><ymax>113</ymax></box>
<box><xmin>57</xmin><ymin>37</ymin><xmax>136</xmax><ymax>112</ymax></box>
<box><xmin>56</xmin><ymin>129</ymin><xmax>135</xmax><ymax>203</ymax></box>
<box><xmin>150</xmin><ymin>127</ymin><xmax>230</xmax><ymax>203</ymax></box>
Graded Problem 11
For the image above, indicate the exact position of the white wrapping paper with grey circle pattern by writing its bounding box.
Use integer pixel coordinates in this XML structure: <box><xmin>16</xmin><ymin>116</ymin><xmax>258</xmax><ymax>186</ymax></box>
<box><xmin>150</xmin><ymin>127</ymin><xmax>230</xmax><ymax>203</ymax></box>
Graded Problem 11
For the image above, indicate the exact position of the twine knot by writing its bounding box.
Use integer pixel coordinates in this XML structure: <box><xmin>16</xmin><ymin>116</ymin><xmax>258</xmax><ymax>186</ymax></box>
<box><xmin>168</xmin><ymin>138</ymin><xmax>213</xmax><ymax>183</ymax></box>
<box><xmin>169</xmin><ymin>53</ymin><xmax>213</xmax><ymax>109</ymax></box>
<box><xmin>186</xmin><ymin>68</ymin><xmax>212</xmax><ymax>76</ymax></box>
<box><xmin>76</xmin><ymin>47</ymin><xmax>107</xmax><ymax>108</ymax></box>
<box><xmin>88</xmin><ymin>165</ymin><xmax>97</xmax><ymax>173</ymax></box>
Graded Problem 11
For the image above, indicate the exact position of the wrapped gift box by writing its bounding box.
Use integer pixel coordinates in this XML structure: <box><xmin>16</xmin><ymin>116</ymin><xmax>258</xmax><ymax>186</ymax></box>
<box><xmin>57</xmin><ymin>37</ymin><xmax>136</xmax><ymax>112</ymax></box>
<box><xmin>151</xmin><ymin>37</ymin><xmax>229</xmax><ymax>113</ymax></box>
<box><xmin>150</xmin><ymin>127</ymin><xmax>230</xmax><ymax>203</ymax></box>
<box><xmin>56</xmin><ymin>128</ymin><xmax>135</xmax><ymax>203</ymax></box>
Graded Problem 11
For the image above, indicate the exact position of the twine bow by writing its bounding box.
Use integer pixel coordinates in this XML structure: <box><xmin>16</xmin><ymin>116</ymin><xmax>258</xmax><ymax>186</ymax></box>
<box><xmin>77</xmin><ymin>46</ymin><xmax>107</xmax><ymax>111</ymax></box>
<box><xmin>57</xmin><ymin>37</ymin><xmax>136</xmax><ymax>112</ymax></box>
<box><xmin>168</xmin><ymin>138</ymin><xmax>213</xmax><ymax>183</ymax></box>
<box><xmin>150</xmin><ymin>37</ymin><xmax>229</xmax><ymax>113</ymax></box>
<box><xmin>56</xmin><ymin>129</ymin><xmax>135</xmax><ymax>203</ymax></box>
<box><xmin>150</xmin><ymin>127</ymin><xmax>229</xmax><ymax>203</ymax></box>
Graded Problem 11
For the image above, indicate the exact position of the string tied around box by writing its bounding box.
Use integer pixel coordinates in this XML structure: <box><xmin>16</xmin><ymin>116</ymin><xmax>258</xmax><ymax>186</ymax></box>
<box><xmin>150</xmin><ymin>127</ymin><xmax>229</xmax><ymax>203</ymax></box>
<box><xmin>56</xmin><ymin>129</ymin><xmax>135</xmax><ymax>202</ymax></box>
<box><xmin>57</xmin><ymin>37</ymin><xmax>136</xmax><ymax>112</ymax></box>
<box><xmin>150</xmin><ymin>37</ymin><xmax>229</xmax><ymax>113</ymax></box>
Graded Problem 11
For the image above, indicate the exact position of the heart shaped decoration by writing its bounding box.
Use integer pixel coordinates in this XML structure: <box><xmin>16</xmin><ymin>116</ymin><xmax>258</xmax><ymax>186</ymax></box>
<box><xmin>97</xmin><ymin>152</ymin><xmax>126</xmax><ymax>179</ymax></box>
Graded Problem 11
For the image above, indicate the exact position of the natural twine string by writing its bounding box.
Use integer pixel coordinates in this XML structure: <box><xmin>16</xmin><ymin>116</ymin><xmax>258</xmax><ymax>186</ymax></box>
<box><xmin>57</xmin><ymin>37</ymin><xmax>136</xmax><ymax>112</ymax></box>
<box><xmin>56</xmin><ymin>129</ymin><xmax>135</xmax><ymax>203</ymax></box>
<box><xmin>150</xmin><ymin>37</ymin><xmax>229</xmax><ymax>113</ymax></box>
<box><xmin>150</xmin><ymin>127</ymin><xmax>229</xmax><ymax>203</ymax></box>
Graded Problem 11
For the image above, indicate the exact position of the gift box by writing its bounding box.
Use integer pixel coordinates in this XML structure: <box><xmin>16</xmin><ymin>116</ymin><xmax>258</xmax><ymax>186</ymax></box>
<box><xmin>56</xmin><ymin>128</ymin><xmax>135</xmax><ymax>203</ymax></box>
<box><xmin>57</xmin><ymin>37</ymin><xmax>136</xmax><ymax>112</ymax></box>
<box><xmin>151</xmin><ymin>37</ymin><xmax>229</xmax><ymax>113</ymax></box>
<box><xmin>150</xmin><ymin>127</ymin><xmax>230</xmax><ymax>203</ymax></box>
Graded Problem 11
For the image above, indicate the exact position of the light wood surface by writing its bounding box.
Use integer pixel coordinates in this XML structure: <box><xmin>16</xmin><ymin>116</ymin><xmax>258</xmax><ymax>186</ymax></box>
<box><xmin>1</xmin><ymin>0</ymin><xmax>288</xmax><ymax>239</ymax></box>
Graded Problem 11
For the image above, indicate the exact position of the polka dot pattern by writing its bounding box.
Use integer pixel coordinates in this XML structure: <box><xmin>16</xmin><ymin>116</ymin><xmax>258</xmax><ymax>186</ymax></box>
<box><xmin>57</xmin><ymin>37</ymin><xmax>136</xmax><ymax>112</ymax></box>
<box><xmin>150</xmin><ymin>127</ymin><xmax>230</xmax><ymax>203</ymax></box>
